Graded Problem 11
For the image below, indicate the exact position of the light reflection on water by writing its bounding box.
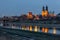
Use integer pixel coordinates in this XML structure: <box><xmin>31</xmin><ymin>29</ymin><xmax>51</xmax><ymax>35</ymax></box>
<box><xmin>0</xmin><ymin>29</ymin><xmax>60</xmax><ymax>40</ymax></box>
<box><xmin>21</xmin><ymin>26</ymin><xmax>60</xmax><ymax>35</ymax></box>
<box><xmin>0</xmin><ymin>26</ymin><xmax>60</xmax><ymax>40</ymax></box>
<box><xmin>48</xmin><ymin>29</ymin><xmax>60</xmax><ymax>34</ymax></box>
<box><xmin>5</xmin><ymin>25</ymin><xmax>60</xmax><ymax>34</ymax></box>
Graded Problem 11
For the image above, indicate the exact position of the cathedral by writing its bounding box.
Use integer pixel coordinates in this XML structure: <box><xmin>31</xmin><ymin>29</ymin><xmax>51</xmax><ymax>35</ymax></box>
<box><xmin>42</xmin><ymin>6</ymin><xmax>49</xmax><ymax>17</ymax></box>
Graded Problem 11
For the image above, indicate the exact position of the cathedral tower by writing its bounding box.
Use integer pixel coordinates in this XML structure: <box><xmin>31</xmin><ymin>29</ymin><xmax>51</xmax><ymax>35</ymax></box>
<box><xmin>42</xmin><ymin>6</ymin><xmax>49</xmax><ymax>17</ymax></box>
<box><xmin>42</xmin><ymin>6</ymin><xmax>45</xmax><ymax>17</ymax></box>
<box><xmin>44</xmin><ymin>6</ymin><xmax>49</xmax><ymax>17</ymax></box>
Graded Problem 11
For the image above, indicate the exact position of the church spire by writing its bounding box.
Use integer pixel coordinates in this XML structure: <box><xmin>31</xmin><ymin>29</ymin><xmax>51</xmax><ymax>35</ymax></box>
<box><xmin>42</xmin><ymin>6</ymin><xmax>45</xmax><ymax>11</ymax></box>
<box><xmin>46</xmin><ymin>5</ymin><xmax>48</xmax><ymax>11</ymax></box>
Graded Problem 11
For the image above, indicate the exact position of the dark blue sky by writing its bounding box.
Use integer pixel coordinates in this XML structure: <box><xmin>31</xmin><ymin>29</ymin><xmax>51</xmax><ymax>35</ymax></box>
<box><xmin>0</xmin><ymin>0</ymin><xmax>60</xmax><ymax>17</ymax></box>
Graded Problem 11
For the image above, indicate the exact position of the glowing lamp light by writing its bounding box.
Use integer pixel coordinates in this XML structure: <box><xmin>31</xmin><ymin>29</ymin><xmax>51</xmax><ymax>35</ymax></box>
<box><xmin>22</xmin><ymin>26</ymin><xmax>25</xmax><ymax>30</ymax></box>
<box><xmin>53</xmin><ymin>27</ymin><xmax>56</xmax><ymax>34</ymax></box>
<box><xmin>26</xmin><ymin>26</ymin><xmax>29</xmax><ymax>30</ymax></box>
<box><xmin>29</xmin><ymin>25</ymin><xmax>32</xmax><ymax>31</ymax></box>
<box><xmin>45</xmin><ymin>28</ymin><xmax>48</xmax><ymax>33</ymax></box>
<box><xmin>34</xmin><ymin>26</ymin><xmax>38</xmax><ymax>32</ymax></box>
<box><xmin>42</xmin><ymin>27</ymin><xmax>45</xmax><ymax>32</ymax></box>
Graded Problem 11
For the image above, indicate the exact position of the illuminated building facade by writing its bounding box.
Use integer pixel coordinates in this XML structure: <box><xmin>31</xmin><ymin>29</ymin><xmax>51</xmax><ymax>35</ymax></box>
<box><xmin>34</xmin><ymin>15</ymin><xmax>40</xmax><ymax>20</ymax></box>
<box><xmin>42</xmin><ymin>6</ymin><xmax>49</xmax><ymax>17</ymax></box>
<box><xmin>27</xmin><ymin>12</ymin><xmax>33</xmax><ymax>19</ymax></box>
<box><xmin>49</xmin><ymin>11</ymin><xmax>56</xmax><ymax>17</ymax></box>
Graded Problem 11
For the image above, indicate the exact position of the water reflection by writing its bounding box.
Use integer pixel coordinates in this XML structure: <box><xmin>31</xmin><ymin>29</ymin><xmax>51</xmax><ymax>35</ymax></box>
<box><xmin>42</xmin><ymin>27</ymin><xmax>45</xmax><ymax>32</ymax></box>
<box><xmin>26</xmin><ymin>26</ymin><xmax>30</xmax><ymax>30</ymax></box>
<box><xmin>22</xmin><ymin>26</ymin><xmax>26</xmax><ymax>30</ymax></box>
<box><xmin>20</xmin><ymin>25</ymin><xmax>60</xmax><ymax>35</ymax></box>
<box><xmin>53</xmin><ymin>27</ymin><xmax>56</xmax><ymax>34</ymax></box>
<box><xmin>44</xmin><ymin>28</ymin><xmax>48</xmax><ymax>33</ymax></box>
<box><xmin>34</xmin><ymin>26</ymin><xmax>38</xmax><ymax>32</ymax></box>
<box><xmin>29</xmin><ymin>25</ymin><xmax>32</xmax><ymax>31</ymax></box>
<box><xmin>37</xmin><ymin>26</ymin><xmax>40</xmax><ymax>32</ymax></box>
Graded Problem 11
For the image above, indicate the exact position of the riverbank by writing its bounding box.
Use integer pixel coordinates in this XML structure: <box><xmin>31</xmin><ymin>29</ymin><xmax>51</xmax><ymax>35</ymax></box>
<box><xmin>0</xmin><ymin>26</ymin><xmax>60</xmax><ymax>40</ymax></box>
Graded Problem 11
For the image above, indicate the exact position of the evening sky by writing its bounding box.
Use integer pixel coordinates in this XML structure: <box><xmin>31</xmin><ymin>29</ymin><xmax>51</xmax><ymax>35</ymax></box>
<box><xmin>0</xmin><ymin>0</ymin><xmax>60</xmax><ymax>17</ymax></box>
